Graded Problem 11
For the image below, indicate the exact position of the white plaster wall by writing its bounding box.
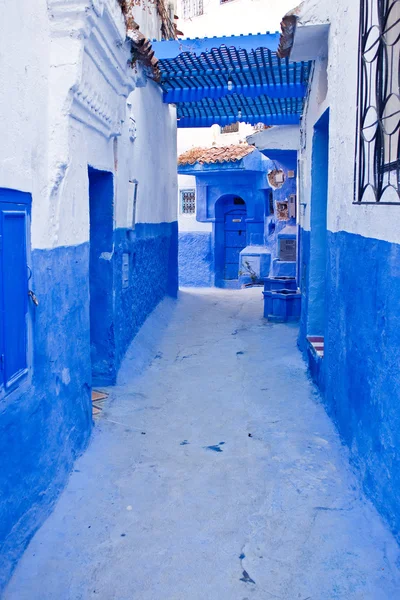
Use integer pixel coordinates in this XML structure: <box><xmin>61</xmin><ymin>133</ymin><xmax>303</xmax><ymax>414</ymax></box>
<box><xmin>131</xmin><ymin>2</ymin><xmax>162</xmax><ymax>40</ymax></box>
<box><xmin>178</xmin><ymin>174</ymin><xmax>211</xmax><ymax>231</ymax></box>
<box><xmin>123</xmin><ymin>80</ymin><xmax>178</xmax><ymax>225</ymax></box>
<box><xmin>297</xmin><ymin>0</ymin><xmax>400</xmax><ymax>244</ymax></box>
<box><xmin>177</xmin><ymin>122</ymin><xmax>254</xmax><ymax>155</ymax></box>
<box><xmin>1</xmin><ymin>0</ymin><xmax>177</xmax><ymax>253</ymax></box>
<box><xmin>0</xmin><ymin>0</ymin><xmax>50</xmax><ymax>213</ymax></box>
<box><xmin>247</xmin><ymin>126</ymin><xmax>300</xmax><ymax>152</ymax></box>
<box><xmin>177</xmin><ymin>0</ymin><xmax>295</xmax><ymax>37</ymax></box>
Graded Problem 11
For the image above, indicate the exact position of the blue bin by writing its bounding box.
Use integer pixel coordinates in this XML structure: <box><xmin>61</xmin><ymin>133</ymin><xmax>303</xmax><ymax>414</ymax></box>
<box><xmin>263</xmin><ymin>288</ymin><xmax>301</xmax><ymax>322</ymax></box>
<box><xmin>264</xmin><ymin>277</ymin><xmax>297</xmax><ymax>292</ymax></box>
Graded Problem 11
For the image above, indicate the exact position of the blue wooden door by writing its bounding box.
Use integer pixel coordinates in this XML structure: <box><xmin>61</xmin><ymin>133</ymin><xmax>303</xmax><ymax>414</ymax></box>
<box><xmin>0</xmin><ymin>201</ymin><xmax>29</xmax><ymax>389</ymax></box>
<box><xmin>224</xmin><ymin>209</ymin><xmax>246</xmax><ymax>280</ymax></box>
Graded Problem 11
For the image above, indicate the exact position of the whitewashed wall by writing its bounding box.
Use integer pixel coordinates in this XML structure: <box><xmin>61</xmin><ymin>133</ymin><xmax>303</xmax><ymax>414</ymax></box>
<box><xmin>177</xmin><ymin>0</ymin><xmax>295</xmax><ymax>37</ymax></box>
<box><xmin>117</xmin><ymin>80</ymin><xmax>178</xmax><ymax>227</ymax></box>
<box><xmin>0</xmin><ymin>0</ymin><xmax>50</xmax><ymax>220</ymax></box>
<box><xmin>0</xmin><ymin>0</ymin><xmax>177</xmax><ymax>253</ymax></box>
<box><xmin>297</xmin><ymin>0</ymin><xmax>400</xmax><ymax>244</ymax></box>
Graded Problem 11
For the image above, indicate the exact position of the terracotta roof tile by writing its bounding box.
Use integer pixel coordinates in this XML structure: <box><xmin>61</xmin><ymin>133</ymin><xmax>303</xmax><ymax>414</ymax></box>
<box><xmin>178</xmin><ymin>144</ymin><xmax>255</xmax><ymax>166</ymax></box>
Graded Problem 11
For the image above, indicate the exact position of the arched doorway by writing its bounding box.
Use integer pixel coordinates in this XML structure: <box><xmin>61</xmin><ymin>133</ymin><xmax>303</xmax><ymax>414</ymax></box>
<box><xmin>214</xmin><ymin>195</ymin><xmax>247</xmax><ymax>287</ymax></box>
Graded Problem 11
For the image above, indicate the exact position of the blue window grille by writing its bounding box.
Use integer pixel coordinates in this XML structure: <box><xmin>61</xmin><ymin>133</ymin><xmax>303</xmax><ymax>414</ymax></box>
<box><xmin>0</xmin><ymin>189</ymin><xmax>31</xmax><ymax>393</ymax></box>
<box><xmin>181</xmin><ymin>189</ymin><xmax>196</xmax><ymax>214</ymax></box>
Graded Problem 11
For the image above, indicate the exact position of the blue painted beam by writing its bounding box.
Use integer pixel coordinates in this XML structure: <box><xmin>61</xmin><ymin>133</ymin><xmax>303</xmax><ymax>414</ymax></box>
<box><xmin>152</xmin><ymin>32</ymin><xmax>280</xmax><ymax>60</ymax></box>
<box><xmin>163</xmin><ymin>83</ymin><xmax>307</xmax><ymax>103</ymax></box>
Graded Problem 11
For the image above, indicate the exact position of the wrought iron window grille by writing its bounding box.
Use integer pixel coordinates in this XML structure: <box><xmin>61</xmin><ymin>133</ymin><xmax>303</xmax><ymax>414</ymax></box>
<box><xmin>222</xmin><ymin>122</ymin><xmax>239</xmax><ymax>134</ymax></box>
<box><xmin>355</xmin><ymin>0</ymin><xmax>400</xmax><ymax>204</ymax></box>
<box><xmin>181</xmin><ymin>189</ymin><xmax>196</xmax><ymax>214</ymax></box>
<box><xmin>181</xmin><ymin>0</ymin><xmax>203</xmax><ymax>19</ymax></box>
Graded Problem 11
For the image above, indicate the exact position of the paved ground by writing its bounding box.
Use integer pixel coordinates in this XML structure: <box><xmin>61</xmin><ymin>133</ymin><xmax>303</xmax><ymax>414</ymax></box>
<box><xmin>5</xmin><ymin>288</ymin><xmax>400</xmax><ymax>600</ymax></box>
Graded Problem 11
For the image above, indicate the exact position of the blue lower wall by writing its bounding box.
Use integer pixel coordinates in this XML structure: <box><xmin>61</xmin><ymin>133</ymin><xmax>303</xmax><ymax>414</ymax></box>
<box><xmin>300</xmin><ymin>228</ymin><xmax>400</xmax><ymax>541</ymax></box>
<box><xmin>114</xmin><ymin>222</ymin><xmax>178</xmax><ymax>374</ymax></box>
<box><xmin>0</xmin><ymin>243</ymin><xmax>92</xmax><ymax>593</ymax></box>
<box><xmin>0</xmin><ymin>221</ymin><xmax>178</xmax><ymax>591</ymax></box>
<box><xmin>178</xmin><ymin>231</ymin><xmax>213</xmax><ymax>287</ymax></box>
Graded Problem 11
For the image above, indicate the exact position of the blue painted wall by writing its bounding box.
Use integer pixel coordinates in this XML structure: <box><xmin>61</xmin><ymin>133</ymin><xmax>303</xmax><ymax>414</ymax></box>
<box><xmin>178</xmin><ymin>152</ymin><xmax>273</xmax><ymax>287</ymax></box>
<box><xmin>323</xmin><ymin>231</ymin><xmax>400</xmax><ymax>540</ymax></box>
<box><xmin>178</xmin><ymin>231</ymin><xmax>213</xmax><ymax>287</ymax></box>
<box><xmin>299</xmin><ymin>224</ymin><xmax>400</xmax><ymax>540</ymax></box>
<box><xmin>0</xmin><ymin>180</ymin><xmax>178</xmax><ymax>591</ymax></box>
<box><xmin>0</xmin><ymin>242</ymin><xmax>92</xmax><ymax>593</ymax></box>
<box><xmin>178</xmin><ymin>151</ymin><xmax>299</xmax><ymax>288</ymax></box>
<box><xmin>114</xmin><ymin>222</ymin><xmax>178</xmax><ymax>372</ymax></box>
<box><xmin>89</xmin><ymin>166</ymin><xmax>179</xmax><ymax>386</ymax></box>
<box><xmin>260</xmin><ymin>150</ymin><xmax>297</xmax><ymax>266</ymax></box>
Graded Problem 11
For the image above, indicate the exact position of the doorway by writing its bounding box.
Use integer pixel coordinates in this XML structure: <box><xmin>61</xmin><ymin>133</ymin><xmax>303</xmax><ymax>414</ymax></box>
<box><xmin>88</xmin><ymin>167</ymin><xmax>115</xmax><ymax>385</ymax></box>
<box><xmin>308</xmin><ymin>109</ymin><xmax>329</xmax><ymax>335</ymax></box>
<box><xmin>214</xmin><ymin>195</ymin><xmax>247</xmax><ymax>286</ymax></box>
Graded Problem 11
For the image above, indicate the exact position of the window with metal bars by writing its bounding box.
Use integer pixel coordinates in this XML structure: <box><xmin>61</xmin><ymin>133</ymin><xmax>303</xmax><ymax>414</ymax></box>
<box><xmin>181</xmin><ymin>0</ymin><xmax>203</xmax><ymax>19</ymax></box>
<box><xmin>181</xmin><ymin>189</ymin><xmax>196</xmax><ymax>214</ymax></box>
<box><xmin>221</xmin><ymin>122</ymin><xmax>239</xmax><ymax>134</ymax></box>
<box><xmin>355</xmin><ymin>0</ymin><xmax>400</xmax><ymax>204</ymax></box>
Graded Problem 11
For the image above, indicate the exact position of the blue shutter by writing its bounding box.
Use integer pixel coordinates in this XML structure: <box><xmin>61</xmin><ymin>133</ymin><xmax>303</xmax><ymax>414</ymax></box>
<box><xmin>0</xmin><ymin>203</ymin><xmax>28</xmax><ymax>388</ymax></box>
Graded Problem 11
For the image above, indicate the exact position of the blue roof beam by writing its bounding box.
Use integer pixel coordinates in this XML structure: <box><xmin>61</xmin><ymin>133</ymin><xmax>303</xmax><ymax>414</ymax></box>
<box><xmin>163</xmin><ymin>82</ymin><xmax>307</xmax><ymax>103</ymax></box>
<box><xmin>176</xmin><ymin>94</ymin><xmax>303</xmax><ymax>128</ymax></box>
<box><xmin>152</xmin><ymin>32</ymin><xmax>312</xmax><ymax>128</ymax></box>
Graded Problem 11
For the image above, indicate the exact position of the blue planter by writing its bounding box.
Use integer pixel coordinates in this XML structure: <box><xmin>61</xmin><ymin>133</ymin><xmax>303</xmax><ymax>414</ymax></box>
<box><xmin>264</xmin><ymin>276</ymin><xmax>297</xmax><ymax>292</ymax></box>
<box><xmin>263</xmin><ymin>288</ymin><xmax>301</xmax><ymax>322</ymax></box>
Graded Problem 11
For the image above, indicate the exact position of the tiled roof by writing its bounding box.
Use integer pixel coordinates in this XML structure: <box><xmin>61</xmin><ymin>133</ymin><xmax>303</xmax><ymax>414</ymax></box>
<box><xmin>178</xmin><ymin>144</ymin><xmax>255</xmax><ymax>165</ymax></box>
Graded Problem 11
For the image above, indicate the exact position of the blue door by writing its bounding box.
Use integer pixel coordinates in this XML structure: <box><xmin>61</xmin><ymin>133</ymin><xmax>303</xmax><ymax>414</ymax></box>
<box><xmin>224</xmin><ymin>209</ymin><xmax>246</xmax><ymax>280</ymax></box>
<box><xmin>0</xmin><ymin>194</ymin><xmax>29</xmax><ymax>390</ymax></box>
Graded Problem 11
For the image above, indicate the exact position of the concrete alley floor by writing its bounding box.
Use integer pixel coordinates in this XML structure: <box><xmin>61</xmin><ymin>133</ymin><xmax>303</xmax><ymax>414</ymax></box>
<box><xmin>5</xmin><ymin>288</ymin><xmax>400</xmax><ymax>600</ymax></box>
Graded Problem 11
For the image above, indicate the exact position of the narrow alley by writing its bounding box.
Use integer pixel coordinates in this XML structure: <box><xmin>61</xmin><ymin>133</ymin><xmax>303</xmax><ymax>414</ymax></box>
<box><xmin>5</xmin><ymin>289</ymin><xmax>400</xmax><ymax>600</ymax></box>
